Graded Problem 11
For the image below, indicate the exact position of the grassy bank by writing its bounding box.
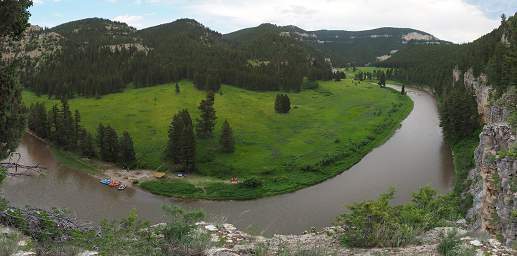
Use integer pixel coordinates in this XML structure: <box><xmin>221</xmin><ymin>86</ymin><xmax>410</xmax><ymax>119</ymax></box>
<box><xmin>24</xmin><ymin>79</ymin><xmax>412</xmax><ymax>200</ymax></box>
<box><xmin>50</xmin><ymin>148</ymin><xmax>99</xmax><ymax>174</ymax></box>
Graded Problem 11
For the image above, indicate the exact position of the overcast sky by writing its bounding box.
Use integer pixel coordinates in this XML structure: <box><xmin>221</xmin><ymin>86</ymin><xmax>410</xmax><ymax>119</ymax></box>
<box><xmin>30</xmin><ymin>0</ymin><xmax>517</xmax><ymax>43</ymax></box>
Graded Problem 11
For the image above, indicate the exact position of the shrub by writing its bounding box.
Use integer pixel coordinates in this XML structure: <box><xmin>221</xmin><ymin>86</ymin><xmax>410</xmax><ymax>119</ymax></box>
<box><xmin>302</xmin><ymin>80</ymin><xmax>320</xmax><ymax>90</ymax></box>
<box><xmin>0</xmin><ymin>167</ymin><xmax>6</xmax><ymax>184</ymax></box>
<box><xmin>437</xmin><ymin>230</ymin><xmax>476</xmax><ymax>256</ymax></box>
<box><xmin>242</xmin><ymin>177</ymin><xmax>263</xmax><ymax>188</ymax></box>
<box><xmin>337</xmin><ymin>187</ymin><xmax>461</xmax><ymax>248</ymax></box>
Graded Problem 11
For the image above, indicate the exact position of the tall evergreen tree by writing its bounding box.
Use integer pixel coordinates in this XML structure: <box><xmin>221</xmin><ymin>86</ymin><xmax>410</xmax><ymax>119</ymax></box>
<box><xmin>96</xmin><ymin>124</ymin><xmax>107</xmax><ymax>160</ymax></box>
<box><xmin>78</xmin><ymin>128</ymin><xmax>96</xmax><ymax>158</ymax></box>
<box><xmin>219</xmin><ymin>120</ymin><xmax>235</xmax><ymax>153</ymax></box>
<box><xmin>28</xmin><ymin>103</ymin><xmax>49</xmax><ymax>139</ymax></box>
<box><xmin>165</xmin><ymin>110</ymin><xmax>196</xmax><ymax>172</ymax></box>
<box><xmin>102</xmin><ymin>126</ymin><xmax>119</xmax><ymax>163</ymax></box>
<box><xmin>48</xmin><ymin>104</ymin><xmax>61</xmax><ymax>143</ymax></box>
<box><xmin>274</xmin><ymin>94</ymin><xmax>291</xmax><ymax>113</ymax></box>
<box><xmin>175</xmin><ymin>82</ymin><xmax>180</xmax><ymax>94</ymax></box>
<box><xmin>119</xmin><ymin>131</ymin><xmax>137</xmax><ymax>169</ymax></box>
<box><xmin>0</xmin><ymin>0</ymin><xmax>32</xmax><ymax>158</ymax></box>
<box><xmin>73</xmin><ymin>109</ymin><xmax>81</xmax><ymax>148</ymax></box>
<box><xmin>196</xmin><ymin>91</ymin><xmax>217</xmax><ymax>138</ymax></box>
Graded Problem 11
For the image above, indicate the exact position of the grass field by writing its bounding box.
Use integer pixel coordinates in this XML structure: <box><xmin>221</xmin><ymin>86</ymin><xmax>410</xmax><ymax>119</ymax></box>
<box><xmin>23</xmin><ymin>79</ymin><xmax>413</xmax><ymax>199</ymax></box>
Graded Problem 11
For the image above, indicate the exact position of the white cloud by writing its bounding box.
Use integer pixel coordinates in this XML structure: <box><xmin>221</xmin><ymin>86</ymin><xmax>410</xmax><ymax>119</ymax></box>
<box><xmin>113</xmin><ymin>15</ymin><xmax>145</xmax><ymax>28</ymax></box>
<box><xmin>183</xmin><ymin>0</ymin><xmax>499</xmax><ymax>43</ymax></box>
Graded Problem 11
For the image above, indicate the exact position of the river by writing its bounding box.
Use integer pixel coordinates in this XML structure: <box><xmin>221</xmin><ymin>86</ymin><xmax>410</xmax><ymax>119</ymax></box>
<box><xmin>0</xmin><ymin>86</ymin><xmax>453</xmax><ymax>236</ymax></box>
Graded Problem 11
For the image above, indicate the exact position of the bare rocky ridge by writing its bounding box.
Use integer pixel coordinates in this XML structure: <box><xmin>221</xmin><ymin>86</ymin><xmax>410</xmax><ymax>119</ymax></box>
<box><xmin>453</xmin><ymin>65</ymin><xmax>517</xmax><ymax>247</ymax></box>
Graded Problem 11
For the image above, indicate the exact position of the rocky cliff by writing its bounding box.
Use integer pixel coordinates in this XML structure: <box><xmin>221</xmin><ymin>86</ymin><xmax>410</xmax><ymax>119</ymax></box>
<box><xmin>455</xmin><ymin>67</ymin><xmax>517</xmax><ymax>247</ymax></box>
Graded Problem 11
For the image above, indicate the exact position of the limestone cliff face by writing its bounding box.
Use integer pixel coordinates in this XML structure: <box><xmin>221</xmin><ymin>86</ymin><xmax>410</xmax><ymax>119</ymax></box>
<box><xmin>455</xmin><ymin>68</ymin><xmax>517</xmax><ymax>247</ymax></box>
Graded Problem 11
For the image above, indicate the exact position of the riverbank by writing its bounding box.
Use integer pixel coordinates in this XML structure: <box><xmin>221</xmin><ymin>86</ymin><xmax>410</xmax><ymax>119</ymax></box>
<box><xmin>23</xmin><ymin>80</ymin><xmax>413</xmax><ymax>200</ymax></box>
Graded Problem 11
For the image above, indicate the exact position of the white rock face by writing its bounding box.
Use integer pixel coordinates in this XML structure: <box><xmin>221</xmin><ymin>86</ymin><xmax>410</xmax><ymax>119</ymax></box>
<box><xmin>402</xmin><ymin>32</ymin><xmax>435</xmax><ymax>41</ymax></box>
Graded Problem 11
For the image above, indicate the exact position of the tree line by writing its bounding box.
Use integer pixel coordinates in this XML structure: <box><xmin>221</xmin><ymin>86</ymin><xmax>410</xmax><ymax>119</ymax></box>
<box><xmin>20</xmin><ymin>19</ymin><xmax>333</xmax><ymax>99</ymax></box>
<box><xmin>375</xmin><ymin>15</ymin><xmax>517</xmax><ymax>142</ymax></box>
<box><xmin>28</xmin><ymin>101</ymin><xmax>137</xmax><ymax>169</ymax></box>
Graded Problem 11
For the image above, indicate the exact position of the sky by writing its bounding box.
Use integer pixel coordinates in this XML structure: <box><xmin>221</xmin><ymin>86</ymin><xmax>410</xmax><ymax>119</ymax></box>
<box><xmin>30</xmin><ymin>0</ymin><xmax>517</xmax><ymax>43</ymax></box>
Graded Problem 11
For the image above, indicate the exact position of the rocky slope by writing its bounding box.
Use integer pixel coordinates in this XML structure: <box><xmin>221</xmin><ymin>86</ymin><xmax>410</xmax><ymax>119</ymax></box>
<box><xmin>453</xmin><ymin>66</ymin><xmax>517</xmax><ymax>248</ymax></box>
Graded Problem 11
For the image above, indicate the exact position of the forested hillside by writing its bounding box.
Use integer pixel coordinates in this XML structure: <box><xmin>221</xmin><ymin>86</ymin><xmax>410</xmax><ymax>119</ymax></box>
<box><xmin>6</xmin><ymin>18</ymin><xmax>331</xmax><ymax>98</ymax></box>
<box><xmin>227</xmin><ymin>25</ymin><xmax>449</xmax><ymax>66</ymax></box>
<box><xmin>381</xmin><ymin>14</ymin><xmax>515</xmax><ymax>97</ymax></box>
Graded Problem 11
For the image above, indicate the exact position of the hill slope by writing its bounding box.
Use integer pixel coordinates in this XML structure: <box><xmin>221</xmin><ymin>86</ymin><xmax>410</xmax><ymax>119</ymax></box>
<box><xmin>226</xmin><ymin>25</ymin><xmax>450</xmax><ymax>66</ymax></box>
<box><xmin>3</xmin><ymin>18</ymin><xmax>331</xmax><ymax>97</ymax></box>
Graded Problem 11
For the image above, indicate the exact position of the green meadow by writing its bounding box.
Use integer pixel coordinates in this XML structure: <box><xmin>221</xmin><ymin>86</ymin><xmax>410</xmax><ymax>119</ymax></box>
<box><xmin>23</xmin><ymin>79</ymin><xmax>413</xmax><ymax>199</ymax></box>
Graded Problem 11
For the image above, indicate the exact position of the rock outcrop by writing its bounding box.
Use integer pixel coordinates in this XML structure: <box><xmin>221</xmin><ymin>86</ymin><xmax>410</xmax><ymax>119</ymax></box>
<box><xmin>455</xmin><ymin>67</ymin><xmax>517</xmax><ymax>247</ymax></box>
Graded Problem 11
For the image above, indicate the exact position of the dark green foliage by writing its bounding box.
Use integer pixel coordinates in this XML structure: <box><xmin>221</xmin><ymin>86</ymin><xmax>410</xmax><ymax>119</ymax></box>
<box><xmin>219</xmin><ymin>120</ymin><xmax>235</xmax><ymax>153</ymax></box>
<box><xmin>119</xmin><ymin>131</ymin><xmax>136</xmax><ymax>169</ymax></box>
<box><xmin>274</xmin><ymin>94</ymin><xmax>291</xmax><ymax>113</ymax></box>
<box><xmin>196</xmin><ymin>91</ymin><xmax>217</xmax><ymax>138</ymax></box>
<box><xmin>242</xmin><ymin>177</ymin><xmax>263</xmax><ymax>188</ymax></box>
<box><xmin>175</xmin><ymin>82</ymin><xmax>180</xmax><ymax>94</ymax></box>
<box><xmin>100</xmin><ymin>126</ymin><xmax>119</xmax><ymax>163</ymax></box>
<box><xmin>96</xmin><ymin>124</ymin><xmax>120</xmax><ymax>163</ymax></box>
<box><xmin>439</xmin><ymin>87</ymin><xmax>480</xmax><ymax>143</ymax></box>
<box><xmin>165</xmin><ymin>110</ymin><xmax>196</xmax><ymax>172</ymax></box>
<box><xmin>78</xmin><ymin>128</ymin><xmax>96</xmax><ymax>158</ymax></box>
<box><xmin>401</xmin><ymin>84</ymin><xmax>406</xmax><ymax>95</ymax></box>
<box><xmin>0</xmin><ymin>0</ymin><xmax>32</xmax><ymax>39</ymax></box>
<box><xmin>24</xmin><ymin>19</ymin><xmax>332</xmax><ymax>98</ymax></box>
<box><xmin>337</xmin><ymin>187</ymin><xmax>461</xmax><ymax>248</ymax></box>
<box><xmin>0</xmin><ymin>65</ymin><xmax>26</xmax><ymax>159</ymax></box>
<box><xmin>302</xmin><ymin>79</ymin><xmax>320</xmax><ymax>90</ymax></box>
<box><xmin>0</xmin><ymin>167</ymin><xmax>6</xmax><ymax>184</ymax></box>
<box><xmin>28</xmin><ymin>102</ymin><xmax>49</xmax><ymax>138</ymax></box>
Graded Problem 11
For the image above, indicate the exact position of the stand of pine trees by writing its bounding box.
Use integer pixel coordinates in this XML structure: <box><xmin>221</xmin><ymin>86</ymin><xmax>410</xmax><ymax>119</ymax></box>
<box><xmin>28</xmin><ymin>101</ymin><xmax>137</xmax><ymax>169</ymax></box>
<box><xmin>165</xmin><ymin>110</ymin><xmax>196</xmax><ymax>173</ymax></box>
<box><xmin>274</xmin><ymin>94</ymin><xmax>291</xmax><ymax>113</ymax></box>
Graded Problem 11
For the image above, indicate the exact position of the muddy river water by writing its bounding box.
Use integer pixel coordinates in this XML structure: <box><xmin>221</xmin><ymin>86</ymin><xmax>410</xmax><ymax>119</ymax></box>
<box><xmin>1</xmin><ymin>86</ymin><xmax>453</xmax><ymax>236</ymax></box>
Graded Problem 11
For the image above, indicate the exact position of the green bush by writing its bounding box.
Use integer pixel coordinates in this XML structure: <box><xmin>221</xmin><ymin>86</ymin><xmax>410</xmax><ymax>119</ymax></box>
<box><xmin>0</xmin><ymin>167</ymin><xmax>7</xmax><ymax>184</ymax></box>
<box><xmin>242</xmin><ymin>177</ymin><xmax>263</xmax><ymax>188</ymax></box>
<box><xmin>337</xmin><ymin>187</ymin><xmax>461</xmax><ymax>248</ymax></box>
<box><xmin>437</xmin><ymin>230</ymin><xmax>476</xmax><ymax>256</ymax></box>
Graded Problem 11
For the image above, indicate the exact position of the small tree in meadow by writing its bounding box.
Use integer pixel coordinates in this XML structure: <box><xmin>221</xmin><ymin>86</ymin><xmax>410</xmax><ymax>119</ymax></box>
<box><xmin>220</xmin><ymin>120</ymin><xmax>235</xmax><ymax>153</ymax></box>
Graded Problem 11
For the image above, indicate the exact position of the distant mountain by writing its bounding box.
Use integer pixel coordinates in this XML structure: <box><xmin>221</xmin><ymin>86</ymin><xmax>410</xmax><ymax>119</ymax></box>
<box><xmin>226</xmin><ymin>25</ymin><xmax>450</xmax><ymax>66</ymax></box>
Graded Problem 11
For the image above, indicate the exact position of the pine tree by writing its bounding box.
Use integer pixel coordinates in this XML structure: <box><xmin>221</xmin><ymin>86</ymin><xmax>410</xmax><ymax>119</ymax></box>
<box><xmin>48</xmin><ymin>104</ymin><xmax>61</xmax><ymax>143</ymax></box>
<box><xmin>401</xmin><ymin>84</ymin><xmax>406</xmax><ymax>95</ymax></box>
<box><xmin>175</xmin><ymin>82</ymin><xmax>180</xmax><ymax>94</ymax></box>
<box><xmin>119</xmin><ymin>131</ymin><xmax>136</xmax><ymax>169</ymax></box>
<box><xmin>78</xmin><ymin>128</ymin><xmax>96</xmax><ymax>158</ymax></box>
<box><xmin>196</xmin><ymin>91</ymin><xmax>217</xmax><ymax>138</ymax></box>
<box><xmin>97</xmin><ymin>124</ymin><xmax>106</xmax><ymax>160</ymax></box>
<box><xmin>28</xmin><ymin>103</ymin><xmax>49</xmax><ymax>139</ymax></box>
<box><xmin>0</xmin><ymin>65</ymin><xmax>26</xmax><ymax>158</ymax></box>
<box><xmin>102</xmin><ymin>126</ymin><xmax>119</xmax><ymax>163</ymax></box>
<box><xmin>0</xmin><ymin>0</ymin><xmax>32</xmax><ymax>157</ymax></box>
<box><xmin>274</xmin><ymin>94</ymin><xmax>282</xmax><ymax>113</ymax></box>
<box><xmin>283</xmin><ymin>94</ymin><xmax>291</xmax><ymax>113</ymax></box>
<box><xmin>73</xmin><ymin>110</ymin><xmax>81</xmax><ymax>148</ymax></box>
<box><xmin>165</xmin><ymin>110</ymin><xmax>196</xmax><ymax>172</ymax></box>
<box><xmin>219</xmin><ymin>120</ymin><xmax>235</xmax><ymax>153</ymax></box>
